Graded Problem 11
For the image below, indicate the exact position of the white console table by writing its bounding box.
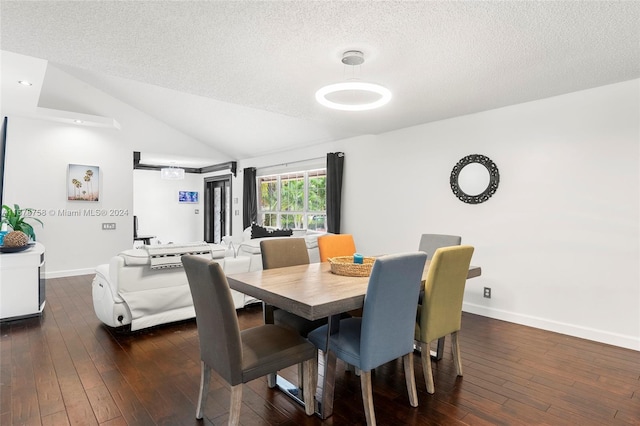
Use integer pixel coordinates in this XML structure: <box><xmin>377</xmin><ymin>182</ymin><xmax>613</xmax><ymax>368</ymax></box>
<box><xmin>0</xmin><ymin>242</ymin><xmax>46</xmax><ymax>321</ymax></box>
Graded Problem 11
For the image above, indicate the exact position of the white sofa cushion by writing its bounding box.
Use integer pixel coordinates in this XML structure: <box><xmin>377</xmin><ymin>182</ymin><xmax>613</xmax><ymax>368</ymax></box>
<box><xmin>209</xmin><ymin>243</ymin><xmax>226</xmax><ymax>259</ymax></box>
<box><xmin>119</xmin><ymin>249</ymin><xmax>150</xmax><ymax>266</ymax></box>
<box><xmin>116</xmin><ymin>243</ymin><xmax>226</xmax><ymax>267</ymax></box>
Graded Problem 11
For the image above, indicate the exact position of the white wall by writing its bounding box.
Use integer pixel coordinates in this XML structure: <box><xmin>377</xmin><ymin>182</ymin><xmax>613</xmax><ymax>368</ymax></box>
<box><xmin>3</xmin><ymin>116</ymin><xmax>132</xmax><ymax>276</ymax></box>
<box><xmin>1</xmin><ymin>62</ymin><xmax>224</xmax><ymax>276</ymax></box>
<box><xmin>238</xmin><ymin>80</ymin><xmax>640</xmax><ymax>350</ymax></box>
<box><xmin>133</xmin><ymin>169</ymin><xmax>204</xmax><ymax>244</ymax></box>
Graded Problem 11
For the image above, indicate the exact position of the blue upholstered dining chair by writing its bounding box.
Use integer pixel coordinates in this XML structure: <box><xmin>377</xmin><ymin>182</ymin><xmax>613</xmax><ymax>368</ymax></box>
<box><xmin>308</xmin><ymin>252</ymin><xmax>427</xmax><ymax>426</ymax></box>
<box><xmin>415</xmin><ymin>245</ymin><xmax>474</xmax><ymax>394</ymax></box>
<box><xmin>181</xmin><ymin>255</ymin><xmax>317</xmax><ymax>424</ymax></box>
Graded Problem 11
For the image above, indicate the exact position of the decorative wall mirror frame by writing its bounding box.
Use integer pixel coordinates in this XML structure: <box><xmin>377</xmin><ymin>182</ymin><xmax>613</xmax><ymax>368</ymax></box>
<box><xmin>450</xmin><ymin>154</ymin><xmax>500</xmax><ymax>204</ymax></box>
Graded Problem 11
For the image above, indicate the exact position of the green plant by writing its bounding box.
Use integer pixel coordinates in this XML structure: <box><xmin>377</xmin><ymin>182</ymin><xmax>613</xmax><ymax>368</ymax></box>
<box><xmin>1</xmin><ymin>204</ymin><xmax>44</xmax><ymax>241</ymax></box>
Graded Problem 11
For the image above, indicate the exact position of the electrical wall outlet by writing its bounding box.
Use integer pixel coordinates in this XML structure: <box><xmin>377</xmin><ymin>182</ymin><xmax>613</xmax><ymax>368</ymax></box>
<box><xmin>102</xmin><ymin>223</ymin><xmax>116</xmax><ymax>230</ymax></box>
<box><xmin>483</xmin><ymin>287</ymin><xmax>491</xmax><ymax>298</ymax></box>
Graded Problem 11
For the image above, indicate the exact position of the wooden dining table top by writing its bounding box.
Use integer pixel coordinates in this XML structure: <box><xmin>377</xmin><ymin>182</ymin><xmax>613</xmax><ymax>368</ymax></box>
<box><xmin>226</xmin><ymin>260</ymin><xmax>481</xmax><ymax>321</ymax></box>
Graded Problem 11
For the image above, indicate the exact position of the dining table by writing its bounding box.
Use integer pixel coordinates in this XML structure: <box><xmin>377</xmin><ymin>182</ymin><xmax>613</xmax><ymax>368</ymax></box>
<box><xmin>226</xmin><ymin>259</ymin><xmax>481</xmax><ymax>419</ymax></box>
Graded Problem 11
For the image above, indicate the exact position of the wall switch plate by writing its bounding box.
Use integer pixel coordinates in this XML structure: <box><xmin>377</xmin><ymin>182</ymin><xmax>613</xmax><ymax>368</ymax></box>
<box><xmin>102</xmin><ymin>223</ymin><xmax>116</xmax><ymax>230</ymax></box>
<box><xmin>483</xmin><ymin>287</ymin><xmax>491</xmax><ymax>298</ymax></box>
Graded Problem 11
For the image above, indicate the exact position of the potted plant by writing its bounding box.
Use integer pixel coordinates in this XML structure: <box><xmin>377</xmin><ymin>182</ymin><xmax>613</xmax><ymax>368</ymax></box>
<box><xmin>1</xmin><ymin>204</ymin><xmax>44</xmax><ymax>242</ymax></box>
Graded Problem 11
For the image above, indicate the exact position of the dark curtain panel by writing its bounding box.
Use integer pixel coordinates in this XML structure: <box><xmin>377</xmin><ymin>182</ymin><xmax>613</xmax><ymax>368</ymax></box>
<box><xmin>0</xmin><ymin>117</ymin><xmax>7</xmax><ymax>207</ymax></box>
<box><xmin>243</xmin><ymin>167</ymin><xmax>257</xmax><ymax>229</ymax></box>
<box><xmin>326</xmin><ymin>152</ymin><xmax>344</xmax><ymax>234</ymax></box>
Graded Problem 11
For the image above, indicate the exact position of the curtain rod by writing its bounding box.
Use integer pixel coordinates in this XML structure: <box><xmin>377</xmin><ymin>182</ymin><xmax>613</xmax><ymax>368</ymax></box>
<box><xmin>259</xmin><ymin>156</ymin><xmax>326</xmax><ymax>170</ymax></box>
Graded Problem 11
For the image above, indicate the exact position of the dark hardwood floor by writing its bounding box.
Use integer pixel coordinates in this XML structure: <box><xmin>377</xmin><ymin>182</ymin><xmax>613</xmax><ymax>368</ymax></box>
<box><xmin>1</xmin><ymin>275</ymin><xmax>639</xmax><ymax>425</ymax></box>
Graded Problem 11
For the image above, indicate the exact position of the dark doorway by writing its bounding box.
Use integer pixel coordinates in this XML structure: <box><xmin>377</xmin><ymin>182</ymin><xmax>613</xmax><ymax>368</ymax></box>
<box><xmin>204</xmin><ymin>175</ymin><xmax>232</xmax><ymax>243</ymax></box>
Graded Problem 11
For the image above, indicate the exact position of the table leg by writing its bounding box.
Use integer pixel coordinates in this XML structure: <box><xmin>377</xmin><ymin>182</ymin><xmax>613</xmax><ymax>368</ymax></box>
<box><xmin>263</xmin><ymin>303</ymin><xmax>278</xmax><ymax>387</ymax></box>
<box><xmin>262</xmin><ymin>302</ymin><xmax>275</xmax><ymax>324</ymax></box>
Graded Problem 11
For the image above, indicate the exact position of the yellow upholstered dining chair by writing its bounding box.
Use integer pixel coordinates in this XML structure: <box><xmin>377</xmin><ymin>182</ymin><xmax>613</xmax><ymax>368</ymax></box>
<box><xmin>417</xmin><ymin>233</ymin><xmax>462</xmax><ymax>358</ymax></box>
<box><xmin>317</xmin><ymin>234</ymin><xmax>357</xmax><ymax>262</ymax></box>
<box><xmin>181</xmin><ymin>255</ymin><xmax>317</xmax><ymax>424</ymax></box>
<box><xmin>415</xmin><ymin>245</ymin><xmax>474</xmax><ymax>394</ymax></box>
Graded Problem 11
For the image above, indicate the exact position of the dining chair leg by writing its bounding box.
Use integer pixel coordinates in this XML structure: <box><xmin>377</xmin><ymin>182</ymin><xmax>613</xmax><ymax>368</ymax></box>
<box><xmin>196</xmin><ymin>361</ymin><xmax>211</xmax><ymax>419</ymax></box>
<box><xmin>419</xmin><ymin>341</ymin><xmax>435</xmax><ymax>394</ymax></box>
<box><xmin>267</xmin><ymin>372</ymin><xmax>277</xmax><ymax>388</ymax></box>
<box><xmin>403</xmin><ymin>353</ymin><xmax>419</xmax><ymax>407</ymax></box>
<box><xmin>345</xmin><ymin>363</ymin><xmax>361</xmax><ymax>376</ymax></box>
<box><xmin>302</xmin><ymin>358</ymin><xmax>317</xmax><ymax>415</ymax></box>
<box><xmin>436</xmin><ymin>336</ymin><xmax>446</xmax><ymax>360</ymax></box>
<box><xmin>297</xmin><ymin>363</ymin><xmax>305</xmax><ymax>394</ymax></box>
<box><xmin>360</xmin><ymin>370</ymin><xmax>376</xmax><ymax>426</ymax></box>
<box><xmin>451</xmin><ymin>331</ymin><xmax>463</xmax><ymax>376</ymax></box>
<box><xmin>320</xmin><ymin>348</ymin><xmax>338</xmax><ymax>419</ymax></box>
<box><xmin>229</xmin><ymin>383</ymin><xmax>243</xmax><ymax>426</ymax></box>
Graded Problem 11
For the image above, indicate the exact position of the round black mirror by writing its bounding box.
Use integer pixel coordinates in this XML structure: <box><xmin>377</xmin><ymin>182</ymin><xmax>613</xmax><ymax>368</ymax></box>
<box><xmin>450</xmin><ymin>154</ymin><xmax>499</xmax><ymax>204</ymax></box>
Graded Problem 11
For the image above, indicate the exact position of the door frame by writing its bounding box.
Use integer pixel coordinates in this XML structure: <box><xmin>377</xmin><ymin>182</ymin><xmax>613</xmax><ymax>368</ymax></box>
<box><xmin>204</xmin><ymin>174</ymin><xmax>232</xmax><ymax>243</ymax></box>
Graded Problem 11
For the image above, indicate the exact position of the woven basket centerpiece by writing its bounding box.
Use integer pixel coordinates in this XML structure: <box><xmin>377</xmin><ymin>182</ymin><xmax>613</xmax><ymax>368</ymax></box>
<box><xmin>328</xmin><ymin>256</ymin><xmax>376</xmax><ymax>277</ymax></box>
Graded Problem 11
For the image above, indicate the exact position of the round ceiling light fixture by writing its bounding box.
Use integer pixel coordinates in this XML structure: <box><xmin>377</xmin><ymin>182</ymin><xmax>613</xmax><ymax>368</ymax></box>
<box><xmin>315</xmin><ymin>50</ymin><xmax>391</xmax><ymax>112</ymax></box>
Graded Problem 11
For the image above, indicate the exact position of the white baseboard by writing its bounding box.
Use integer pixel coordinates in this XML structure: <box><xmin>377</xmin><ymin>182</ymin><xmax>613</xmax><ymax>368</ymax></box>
<box><xmin>463</xmin><ymin>302</ymin><xmax>639</xmax><ymax>352</ymax></box>
<box><xmin>46</xmin><ymin>268</ymin><xmax>96</xmax><ymax>279</ymax></box>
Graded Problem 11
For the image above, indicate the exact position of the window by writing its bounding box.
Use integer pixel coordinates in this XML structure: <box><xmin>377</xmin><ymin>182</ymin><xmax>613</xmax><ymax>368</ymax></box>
<box><xmin>258</xmin><ymin>169</ymin><xmax>326</xmax><ymax>231</ymax></box>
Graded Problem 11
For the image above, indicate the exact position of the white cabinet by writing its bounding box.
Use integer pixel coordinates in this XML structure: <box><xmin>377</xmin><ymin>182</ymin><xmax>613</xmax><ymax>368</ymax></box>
<box><xmin>0</xmin><ymin>242</ymin><xmax>46</xmax><ymax>321</ymax></box>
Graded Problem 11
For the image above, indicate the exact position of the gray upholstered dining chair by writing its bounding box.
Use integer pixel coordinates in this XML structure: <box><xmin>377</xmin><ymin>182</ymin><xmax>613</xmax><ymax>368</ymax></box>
<box><xmin>308</xmin><ymin>252</ymin><xmax>427</xmax><ymax>426</ymax></box>
<box><xmin>418</xmin><ymin>233</ymin><xmax>462</xmax><ymax>258</ymax></box>
<box><xmin>415</xmin><ymin>245</ymin><xmax>474</xmax><ymax>394</ymax></box>
<box><xmin>260</xmin><ymin>238</ymin><xmax>328</xmax><ymax>337</ymax></box>
<box><xmin>260</xmin><ymin>238</ymin><xmax>329</xmax><ymax>389</ymax></box>
<box><xmin>181</xmin><ymin>255</ymin><xmax>317</xmax><ymax>424</ymax></box>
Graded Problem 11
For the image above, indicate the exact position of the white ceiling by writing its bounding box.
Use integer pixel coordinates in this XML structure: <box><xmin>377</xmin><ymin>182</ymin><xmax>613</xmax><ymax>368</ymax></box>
<box><xmin>1</xmin><ymin>1</ymin><xmax>639</xmax><ymax>163</ymax></box>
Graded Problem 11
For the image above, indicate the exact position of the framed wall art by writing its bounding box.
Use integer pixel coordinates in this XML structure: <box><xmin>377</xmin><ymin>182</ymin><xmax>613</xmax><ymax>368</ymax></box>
<box><xmin>68</xmin><ymin>164</ymin><xmax>100</xmax><ymax>201</ymax></box>
<box><xmin>178</xmin><ymin>191</ymin><xmax>199</xmax><ymax>203</ymax></box>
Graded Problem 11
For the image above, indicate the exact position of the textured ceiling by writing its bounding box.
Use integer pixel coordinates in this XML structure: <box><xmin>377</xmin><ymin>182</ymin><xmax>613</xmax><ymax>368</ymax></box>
<box><xmin>1</xmin><ymin>1</ymin><xmax>639</xmax><ymax>162</ymax></box>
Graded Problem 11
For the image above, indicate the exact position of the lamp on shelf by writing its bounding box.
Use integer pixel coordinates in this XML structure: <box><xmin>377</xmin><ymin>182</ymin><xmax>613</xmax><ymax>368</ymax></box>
<box><xmin>315</xmin><ymin>50</ymin><xmax>392</xmax><ymax>111</ymax></box>
<box><xmin>160</xmin><ymin>165</ymin><xmax>185</xmax><ymax>180</ymax></box>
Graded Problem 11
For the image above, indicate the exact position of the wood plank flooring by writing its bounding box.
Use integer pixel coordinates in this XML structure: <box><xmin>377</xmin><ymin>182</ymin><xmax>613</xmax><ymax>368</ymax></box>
<box><xmin>1</xmin><ymin>274</ymin><xmax>639</xmax><ymax>425</ymax></box>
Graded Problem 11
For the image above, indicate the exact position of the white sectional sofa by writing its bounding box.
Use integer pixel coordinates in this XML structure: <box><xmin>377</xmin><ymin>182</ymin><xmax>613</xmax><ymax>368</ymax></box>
<box><xmin>92</xmin><ymin>242</ymin><xmax>257</xmax><ymax>331</ymax></box>
<box><xmin>92</xmin><ymin>228</ymin><xmax>327</xmax><ymax>331</ymax></box>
